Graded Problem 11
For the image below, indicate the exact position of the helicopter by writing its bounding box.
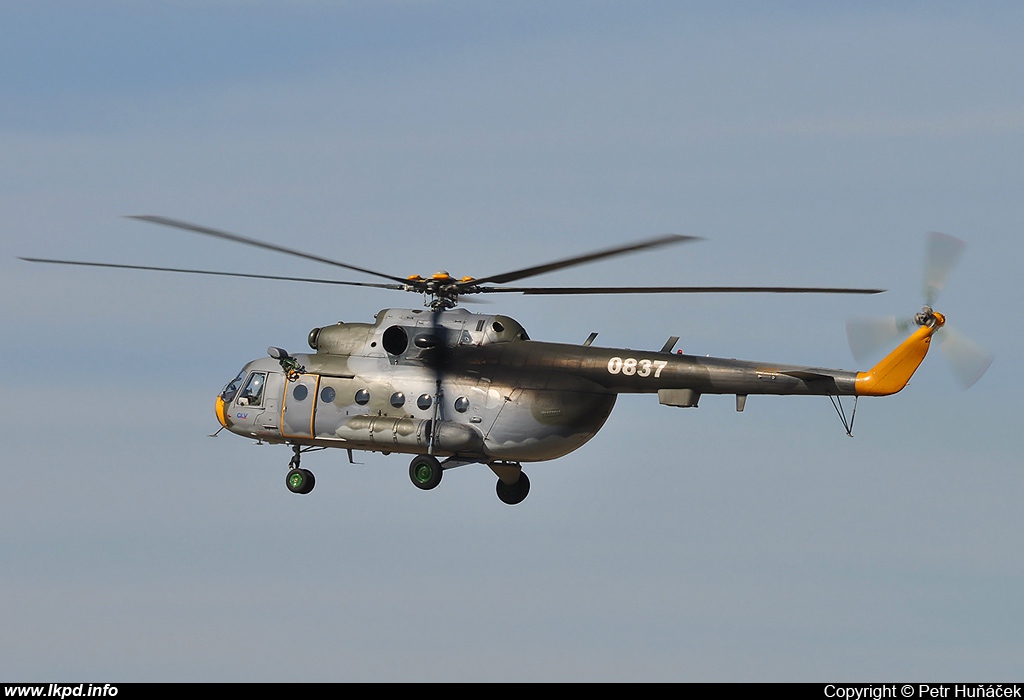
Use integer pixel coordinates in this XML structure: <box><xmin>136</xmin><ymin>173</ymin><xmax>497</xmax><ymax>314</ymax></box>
<box><xmin>21</xmin><ymin>218</ymin><xmax>992</xmax><ymax>505</ymax></box>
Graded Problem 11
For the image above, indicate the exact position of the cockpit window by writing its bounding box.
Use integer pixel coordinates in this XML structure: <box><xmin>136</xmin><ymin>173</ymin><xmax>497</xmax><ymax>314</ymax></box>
<box><xmin>220</xmin><ymin>370</ymin><xmax>247</xmax><ymax>403</ymax></box>
<box><xmin>237</xmin><ymin>371</ymin><xmax>267</xmax><ymax>407</ymax></box>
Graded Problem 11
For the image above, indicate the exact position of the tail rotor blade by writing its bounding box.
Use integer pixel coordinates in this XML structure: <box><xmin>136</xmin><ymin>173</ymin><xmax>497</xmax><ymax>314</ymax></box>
<box><xmin>846</xmin><ymin>232</ymin><xmax>989</xmax><ymax>390</ymax></box>
<box><xmin>936</xmin><ymin>327</ymin><xmax>993</xmax><ymax>389</ymax></box>
<box><xmin>924</xmin><ymin>232</ymin><xmax>965</xmax><ymax>306</ymax></box>
<box><xmin>846</xmin><ymin>316</ymin><xmax>914</xmax><ymax>362</ymax></box>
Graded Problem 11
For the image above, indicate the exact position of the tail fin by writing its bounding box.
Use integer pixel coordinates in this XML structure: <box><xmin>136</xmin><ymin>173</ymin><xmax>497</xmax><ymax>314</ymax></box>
<box><xmin>855</xmin><ymin>312</ymin><xmax>944</xmax><ymax>396</ymax></box>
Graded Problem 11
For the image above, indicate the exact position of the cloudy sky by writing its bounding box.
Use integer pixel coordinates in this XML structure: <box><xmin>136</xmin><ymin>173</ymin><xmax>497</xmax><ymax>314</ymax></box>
<box><xmin>2</xmin><ymin>1</ymin><xmax>1021</xmax><ymax>681</ymax></box>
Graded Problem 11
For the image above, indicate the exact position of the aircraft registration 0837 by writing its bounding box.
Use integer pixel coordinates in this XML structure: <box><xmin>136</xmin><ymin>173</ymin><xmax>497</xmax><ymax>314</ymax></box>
<box><xmin>605</xmin><ymin>356</ymin><xmax>668</xmax><ymax>377</ymax></box>
<box><xmin>21</xmin><ymin>218</ymin><xmax>992</xmax><ymax>505</ymax></box>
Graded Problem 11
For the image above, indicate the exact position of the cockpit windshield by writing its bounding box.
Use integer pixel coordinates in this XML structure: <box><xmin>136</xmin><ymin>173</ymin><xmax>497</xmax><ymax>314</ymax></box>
<box><xmin>220</xmin><ymin>370</ymin><xmax>246</xmax><ymax>403</ymax></box>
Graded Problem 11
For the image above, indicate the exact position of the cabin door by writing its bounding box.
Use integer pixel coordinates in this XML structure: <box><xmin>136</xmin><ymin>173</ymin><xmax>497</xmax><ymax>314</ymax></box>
<box><xmin>281</xmin><ymin>373</ymin><xmax>320</xmax><ymax>439</ymax></box>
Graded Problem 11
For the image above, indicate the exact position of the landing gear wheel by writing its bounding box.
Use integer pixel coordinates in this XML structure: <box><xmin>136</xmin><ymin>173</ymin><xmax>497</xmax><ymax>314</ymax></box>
<box><xmin>496</xmin><ymin>471</ymin><xmax>530</xmax><ymax>505</ymax></box>
<box><xmin>286</xmin><ymin>468</ymin><xmax>315</xmax><ymax>494</ymax></box>
<box><xmin>409</xmin><ymin>455</ymin><xmax>443</xmax><ymax>490</ymax></box>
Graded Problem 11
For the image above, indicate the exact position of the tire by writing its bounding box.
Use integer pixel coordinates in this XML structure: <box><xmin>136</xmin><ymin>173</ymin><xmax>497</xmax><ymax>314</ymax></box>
<box><xmin>299</xmin><ymin>468</ymin><xmax>315</xmax><ymax>494</ymax></box>
<box><xmin>495</xmin><ymin>471</ymin><xmax>530</xmax><ymax>505</ymax></box>
<box><xmin>409</xmin><ymin>455</ymin><xmax>443</xmax><ymax>490</ymax></box>
<box><xmin>286</xmin><ymin>468</ymin><xmax>315</xmax><ymax>494</ymax></box>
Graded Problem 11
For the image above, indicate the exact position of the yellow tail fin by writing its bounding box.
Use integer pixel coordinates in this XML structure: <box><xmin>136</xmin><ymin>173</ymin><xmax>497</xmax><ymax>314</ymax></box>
<box><xmin>855</xmin><ymin>312</ymin><xmax>944</xmax><ymax>396</ymax></box>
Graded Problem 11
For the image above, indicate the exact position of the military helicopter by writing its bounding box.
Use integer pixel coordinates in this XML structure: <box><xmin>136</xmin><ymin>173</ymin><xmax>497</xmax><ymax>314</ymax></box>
<box><xmin>22</xmin><ymin>218</ymin><xmax>991</xmax><ymax>505</ymax></box>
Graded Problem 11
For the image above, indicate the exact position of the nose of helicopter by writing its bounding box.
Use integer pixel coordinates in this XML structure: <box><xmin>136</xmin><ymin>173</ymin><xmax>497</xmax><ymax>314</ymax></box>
<box><xmin>215</xmin><ymin>395</ymin><xmax>228</xmax><ymax>428</ymax></box>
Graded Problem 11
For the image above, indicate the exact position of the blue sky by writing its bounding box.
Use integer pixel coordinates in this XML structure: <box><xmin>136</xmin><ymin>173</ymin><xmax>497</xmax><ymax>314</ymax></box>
<box><xmin>2</xmin><ymin>1</ymin><xmax>1022</xmax><ymax>681</ymax></box>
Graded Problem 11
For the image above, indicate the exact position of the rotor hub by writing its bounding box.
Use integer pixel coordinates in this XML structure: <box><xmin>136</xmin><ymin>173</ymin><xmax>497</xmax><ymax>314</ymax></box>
<box><xmin>914</xmin><ymin>306</ymin><xmax>946</xmax><ymax>328</ymax></box>
<box><xmin>402</xmin><ymin>272</ymin><xmax>481</xmax><ymax>309</ymax></box>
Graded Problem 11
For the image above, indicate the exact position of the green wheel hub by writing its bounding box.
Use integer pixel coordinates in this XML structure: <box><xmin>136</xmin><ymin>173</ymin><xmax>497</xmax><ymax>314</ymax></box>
<box><xmin>409</xmin><ymin>456</ymin><xmax>442</xmax><ymax>490</ymax></box>
<box><xmin>414</xmin><ymin>462</ymin><xmax>434</xmax><ymax>483</ymax></box>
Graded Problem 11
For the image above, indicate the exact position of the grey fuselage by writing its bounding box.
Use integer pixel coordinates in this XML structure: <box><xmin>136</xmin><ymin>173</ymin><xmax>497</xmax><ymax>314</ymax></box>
<box><xmin>216</xmin><ymin>307</ymin><xmax>861</xmax><ymax>464</ymax></box>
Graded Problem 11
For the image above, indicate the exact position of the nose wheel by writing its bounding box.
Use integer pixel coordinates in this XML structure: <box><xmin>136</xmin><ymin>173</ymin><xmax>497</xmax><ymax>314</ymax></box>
<box><xmin>285</xmin><ymin>445</ymin><xmax>316</xmax><ymax>494</ymax></box>
<box><xmin>286</xmin><ymin>468</ymin><xmax>315</xmax><ymax>494</ymax></box>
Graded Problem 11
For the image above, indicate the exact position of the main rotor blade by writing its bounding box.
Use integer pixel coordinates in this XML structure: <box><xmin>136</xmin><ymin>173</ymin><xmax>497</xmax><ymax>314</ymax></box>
<box><xmin>463</xmin><ymin>234</ymin><xmax>699</xmax><ymax>287</ymax></box>
<box><xmin>924</xmin><ymin>231</ymin><xmax>965</xmax><ymax>306</ymax></box>
<box><xmin>484</xmin><ymin>285</ymin><xmax>885</xmax><ymax>295</ymax></box>
<box><xmin>128</xmin><ymin>215</ymin><xmax>412</xmax><ymax>286</ymax></box>
<box><xmin>19</xmin><ymin>258</ymin><xmax>406</xmax><ymax>290</ymax></box>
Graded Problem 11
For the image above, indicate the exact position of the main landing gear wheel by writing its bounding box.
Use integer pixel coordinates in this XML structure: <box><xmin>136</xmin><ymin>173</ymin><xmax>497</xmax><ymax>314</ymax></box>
<box><xmin>286</xmin><ymin>468</ymin><xmax>315</xmax><ymax>494</ymax></box>
<box><xmin>409</xmin><ymin>455</ymin><xmax>443</xmax><ymax>490</ymax></box>
<box><xmin>496</xmin><ymin>471</ymin><xmax>530</xmax><ymax>505</ymax></box>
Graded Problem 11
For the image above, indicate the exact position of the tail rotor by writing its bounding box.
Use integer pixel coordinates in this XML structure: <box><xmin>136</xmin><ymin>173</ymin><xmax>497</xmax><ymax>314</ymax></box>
<box><xmin>846</xmin><ymin>232</ymin><xmax>992</xmax><ymax>389</ymax></box>
<box><xmin>934</xmin><ymin>325</ymin><xmax>993</xmax><ymax>389</ymax></box>
<box><xmin>924</xmin><ymin>231</ymin><xmax>965</xmax><ymax>307</ymax></box>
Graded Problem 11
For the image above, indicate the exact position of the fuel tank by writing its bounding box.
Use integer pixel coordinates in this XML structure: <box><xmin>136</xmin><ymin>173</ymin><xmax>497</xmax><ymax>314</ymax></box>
<box><xmin>336</xmin><ymin>415</ymin><xmax>485</xmax><ymax>455</ymax></box>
